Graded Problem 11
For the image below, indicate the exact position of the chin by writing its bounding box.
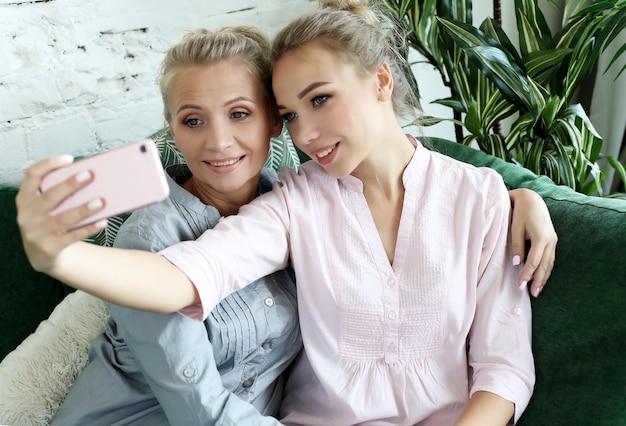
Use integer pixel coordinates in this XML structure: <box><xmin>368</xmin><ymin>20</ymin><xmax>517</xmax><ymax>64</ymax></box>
<box><xmin>321</xmin><ymin>164</ymin><xmax>352</xmax><ymax>180</ymax></box>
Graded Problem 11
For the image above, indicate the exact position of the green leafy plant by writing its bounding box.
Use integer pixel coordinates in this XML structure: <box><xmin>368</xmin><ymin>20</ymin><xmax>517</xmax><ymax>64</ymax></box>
<box><xmin>380</xmin><ymin>0</ymin><xmax>626</xmax><ymax>196</ymax></box>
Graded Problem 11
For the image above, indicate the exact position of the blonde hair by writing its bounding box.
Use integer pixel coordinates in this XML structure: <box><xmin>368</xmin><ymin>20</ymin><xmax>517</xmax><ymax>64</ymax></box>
<box><xmin>272</xmin><ymin>0</ymin><xmax>419</xmax><ymax>117</ymax></box>
<box><xmin>158</xmin><ymin>27</ymin><xmax>274</xmax><ymax>122</ymax></box>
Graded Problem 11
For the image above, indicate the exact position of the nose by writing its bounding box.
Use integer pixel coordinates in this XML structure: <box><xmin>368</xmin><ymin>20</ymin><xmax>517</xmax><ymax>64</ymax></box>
<box><xmin>289</xmin><ymin>115</ymin><xmax>320</xmax><ymax>149</ymax></box>
<box><xmin>204</xmin><ymin>119</ymin><xmax>233</xmax><ymax>152</ymax></box>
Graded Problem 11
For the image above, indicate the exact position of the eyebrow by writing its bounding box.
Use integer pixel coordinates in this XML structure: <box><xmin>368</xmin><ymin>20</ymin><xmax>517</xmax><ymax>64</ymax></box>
<box><xmin>298</xmin><ymin>82</ymin><xmax>330</xmax><ymax>99</ymax></box>
<box><xmin>276</xmin><ymin>81</ymin><xmax>330</xmax><ymax>111</ymax></box>
<box><xmin>176</xmin><ymin>96</ymin><xmax>254</xmax><ymax>114</ymax></box>
<box><xmin>223</xmin><ymin>96</ymin><xmax>254</xmax><ymax>107</ymax></box>
<box><xmin>176</xmin><ymin>104</ymin><xmax>201</xmax><ymax>114</ymax></box>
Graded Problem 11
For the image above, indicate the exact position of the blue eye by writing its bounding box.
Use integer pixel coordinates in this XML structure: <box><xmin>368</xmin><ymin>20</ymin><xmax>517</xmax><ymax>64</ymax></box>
<box><xmin>283</xmin><ymin>112</ymin><xmax>297</xmax><ymax>122</ymax></box>
<box><xmin>185</xmin><ymin>118</ymin><xmax>201</xmax><ymax>128</ymax></box>
<box><xmin>232</xmin><ymin>111</ymin><xmax>248</xmax><ymax>120</ymax></box>
<box><xmin>312</xmin><ymin>95</ymin><xmax>328</xmax><ymax>106</ymax></box>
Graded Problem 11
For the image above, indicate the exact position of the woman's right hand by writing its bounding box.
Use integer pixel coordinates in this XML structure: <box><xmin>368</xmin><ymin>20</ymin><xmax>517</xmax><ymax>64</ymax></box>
<box><xmin>15</xmin><ymin>155</ymin><xmax>107</xmax><ymax>274</ymax></box>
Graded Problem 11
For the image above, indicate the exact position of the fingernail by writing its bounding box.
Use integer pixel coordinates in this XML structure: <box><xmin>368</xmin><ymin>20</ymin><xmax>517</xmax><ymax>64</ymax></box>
<box><xmin>75</xmin><ymin>171</ymin><xmax>91</xmax><ymax>183</ymax></box>
<box><xmin>87</xmin><ymin>198</ymin><xmax>103</xmax><ymax>210</ymax></box>
<box><xmin>518</xmin><ymin>280</ymin><xmax>527</xmax><ymax>290</ymax></box>
<box><xmin>533</xmin><ymin>286</ymin><xmax>544</xmax><ymax>298</ymax></box>
<box><xmin>94</xmin><ymin>219</ymin><xmax>108</xmax><ymax>229</ymax></box>
<box><xmin>512</xmin><ymin>255</ymin><xmax>521</xmax><ymax>266</ymax></box>
<box><xmin>58</xmin><ymin>154</ymin><xmax>74</xmax><ymax>164</ymax></box>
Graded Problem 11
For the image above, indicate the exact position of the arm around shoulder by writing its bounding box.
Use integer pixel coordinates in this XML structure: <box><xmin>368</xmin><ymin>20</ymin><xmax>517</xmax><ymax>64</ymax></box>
<box><xmin>454</xmin><ymin>391</ymin><xmax>514</xmax><ymax>426</ymax></box>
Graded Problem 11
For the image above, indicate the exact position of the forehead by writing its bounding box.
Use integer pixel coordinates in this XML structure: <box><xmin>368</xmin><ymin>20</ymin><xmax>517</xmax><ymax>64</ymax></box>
<box><xmin>272</xmin><ymin>43</ymin><xmax>358</xmax><ymax>98</ymax></box>
<box><xmin>172</xmin><ymin>60</ymin><xmax>258</xmax><ymax>89</ymax></box>
<box><xmin>274</xmin><ymin>42</ymin><xmax>351</xmax><ymax>76</ymax></box>
<box><xmin>168</xmin><ymin>60</ymin><xmax>266</xmax><ymax>104</ymax></box>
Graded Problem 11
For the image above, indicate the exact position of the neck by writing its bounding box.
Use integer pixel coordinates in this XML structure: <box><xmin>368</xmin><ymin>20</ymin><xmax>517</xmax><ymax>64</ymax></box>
<box><xmin>352</xmin><ymin>127</ymin><xmax>415</xmax><ymax>197</ymax></box>
<box><xmin>182</xmin><ymin>176</ymin><xmax>259</xmax><ymax>217</ymax></box>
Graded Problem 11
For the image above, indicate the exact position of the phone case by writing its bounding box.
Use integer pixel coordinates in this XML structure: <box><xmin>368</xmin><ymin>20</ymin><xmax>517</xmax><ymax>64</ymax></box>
<box><xmin>40</xmin><ymin>139</ymin><xmax>170</xmax><ymax>229</ymax></box>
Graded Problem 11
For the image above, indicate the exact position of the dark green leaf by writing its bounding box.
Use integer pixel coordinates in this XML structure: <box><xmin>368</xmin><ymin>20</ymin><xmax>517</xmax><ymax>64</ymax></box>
<box><xmin>464</xmin><ymin>99</ymin><xmax>484</xmax><ymax>138</ymax></box>
<box><xmin>463</xmin><ymin>46</ymin><xmax>536</xmax><ymax>108</ymax></box>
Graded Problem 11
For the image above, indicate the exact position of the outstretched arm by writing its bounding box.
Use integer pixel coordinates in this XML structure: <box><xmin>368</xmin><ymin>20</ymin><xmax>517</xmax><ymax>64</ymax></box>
<box><xmin>16</xmin><ymin>155</ymin><xmax>198</xmax><ymax>312</ymax></box>
<box><xmin>508</xmin><ymin>188</ymin><xmax>557</xmax><ymax>297</ymax></box>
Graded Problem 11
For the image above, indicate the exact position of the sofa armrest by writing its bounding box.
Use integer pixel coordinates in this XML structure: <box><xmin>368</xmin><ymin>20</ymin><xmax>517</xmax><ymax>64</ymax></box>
<box><xmin>0</xmin><ymin>291</ymin><xmax>109</xmax><ymax>426</ymax></box>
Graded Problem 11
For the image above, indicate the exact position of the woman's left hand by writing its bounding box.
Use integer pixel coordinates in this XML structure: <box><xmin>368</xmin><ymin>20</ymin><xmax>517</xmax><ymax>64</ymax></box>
<box><xmin>508</xmin><ymin>188</ymin><xmax>557</xmax><ymax>298</ymax></box>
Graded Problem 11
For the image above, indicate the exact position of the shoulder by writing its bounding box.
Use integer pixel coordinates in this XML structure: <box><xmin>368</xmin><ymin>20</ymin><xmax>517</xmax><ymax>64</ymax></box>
<box><xmin>423</xmin><ymin>144</ymin><xmax>507</xmax><ymax>198</ymax></box>
<box><xmin>258</xmin><ymin>167</ymin><xmax>279</xmax><ymax>194</ymax></box>
<box><xmin>277</xmin><ymin>160</ymin><xmax>334</xmax><ymax>189</ymax></box>
<box><xmin>113</xmin><ymin>199</ymin><xmax>179</xmax><ymax>251</ymax></box>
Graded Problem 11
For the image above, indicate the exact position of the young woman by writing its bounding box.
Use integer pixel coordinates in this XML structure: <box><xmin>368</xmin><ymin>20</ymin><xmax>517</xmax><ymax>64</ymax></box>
<box><xmin>51</xmin><ymin>28</ymin><xmax>301</xmax><ymax>425</ymax></box>
<box><xmin>17</xmin><ymin>1</ymin><xmax>558</xmax><ymax>424</ymax></box>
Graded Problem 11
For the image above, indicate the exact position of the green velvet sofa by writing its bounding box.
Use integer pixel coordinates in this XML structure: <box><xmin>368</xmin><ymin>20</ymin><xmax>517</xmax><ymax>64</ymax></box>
<box><xmin>1</xmin><ymin>135</ymin><xmax>625</xmax><ymax>425</ymax></box>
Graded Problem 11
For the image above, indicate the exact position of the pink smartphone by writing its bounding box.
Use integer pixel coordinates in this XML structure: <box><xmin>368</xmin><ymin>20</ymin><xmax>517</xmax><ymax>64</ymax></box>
<box><xmin>40</xmin><ymin>139</ymin><xmax>170</xmax><ymax>229</ymax></box>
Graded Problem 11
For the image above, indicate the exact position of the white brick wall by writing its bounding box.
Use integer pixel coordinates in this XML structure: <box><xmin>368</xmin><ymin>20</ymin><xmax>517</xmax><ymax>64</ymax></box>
<box><xmin>0</xmin><ymin>0</ymin><xmax>315</xmax><ymax>185</ymax></box>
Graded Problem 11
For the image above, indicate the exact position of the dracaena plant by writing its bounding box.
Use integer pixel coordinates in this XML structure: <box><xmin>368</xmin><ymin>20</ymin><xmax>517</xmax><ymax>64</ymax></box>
<box><xmin>380</xmin><ymin>0</ymin><xmax>626</xmax><ymax>196</ymax></box>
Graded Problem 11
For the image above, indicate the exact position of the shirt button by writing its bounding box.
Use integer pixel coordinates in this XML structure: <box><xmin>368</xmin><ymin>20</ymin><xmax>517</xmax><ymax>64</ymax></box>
<box><xmin>262</xmin><ymin>341</ymin><xmax>272</xmax><ymax>350</ymax></box>
<box><xmin>242</xmin><ymin>379</ymin><xmax>254</xmax><ymax>388</ymax></box>
<box><xmin>264</xmin><ymin>297</ymin><xmax>274</xmax><ymax>307</ymax></box>
<box><xmin>513</xmin><ymin>307</ymin><xmax>522</xmax><ymax>316</ymax></box>
<box><xmin>388</xmin><ymin>311</ymin><xmax>397</xmax><ymax>320</ymax></box>
<box><xmin>387</xmin><ymin>278</ymin><xmax>396</xmax><ymax>286</ymax></box>
<box><xmin>182</xmin><ymin>367</ymin><xmax>195</xmax><ymax>378</ymax></box>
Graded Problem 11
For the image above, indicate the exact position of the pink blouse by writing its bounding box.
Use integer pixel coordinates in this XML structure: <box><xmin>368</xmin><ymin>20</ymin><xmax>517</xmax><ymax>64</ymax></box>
<box><xmin>160</xmin><ymin>141</ymin><xmax>534</xmax><ymax>425</ymax></box>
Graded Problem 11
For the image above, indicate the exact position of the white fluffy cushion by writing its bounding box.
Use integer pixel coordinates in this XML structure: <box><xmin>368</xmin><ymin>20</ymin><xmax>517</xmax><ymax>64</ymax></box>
<box><xmin>0</xmin><ymin>291</ymin><xmax>109</xmax><ymax>426</ymax></box>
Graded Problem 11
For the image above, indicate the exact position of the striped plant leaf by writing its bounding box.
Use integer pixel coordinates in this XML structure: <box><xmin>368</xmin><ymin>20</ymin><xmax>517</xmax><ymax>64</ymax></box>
<box><xmin>85</xmin><ymin>214</ymin><xmax>129</xmax><ymax>247</ymax></box>
<box><xmin>515</xmin><ymin>0</ymin><xmax>552</xmax><ymax>54</ymax></box>
<box><xmin>524</xmin><ymin>49</ymin><xmax>572</xmax><ymax>83</ymax></box>
<box><xmin>267</xmin><ymin>126</ymin><xmax>301</xmax><ymax>173</ymax></box>
<box><xmin>479</xmin><ymin>18</ymin><xmax>524</xmax><ymax>67</ymax></box>
<box><xmin>462</xmin><ymin>46</ymin><xmax>534</xmax><ymax>108</ymax></box>
<box><xmin>150</xmin><ymin>127</ymin><xmax>185</xmax><ymax>169</ymax></box>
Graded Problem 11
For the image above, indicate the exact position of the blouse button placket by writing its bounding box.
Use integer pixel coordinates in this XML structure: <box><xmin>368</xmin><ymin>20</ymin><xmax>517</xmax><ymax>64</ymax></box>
<box><xmin>383</xmin><ymin>274</ymin><xmax>400</xmax><ymax>364</ymax></box>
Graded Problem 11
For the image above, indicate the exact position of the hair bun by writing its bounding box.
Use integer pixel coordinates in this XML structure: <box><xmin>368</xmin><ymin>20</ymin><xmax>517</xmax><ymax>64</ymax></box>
<box><xmin>319</xmin><ymin>0</ymin><xmax>376</xmax><ymax>26</ymax></box>
<box><xmin>319</xmin><ymin>0</ymin><xmax>362</xmax><ymax>12</ymax></box>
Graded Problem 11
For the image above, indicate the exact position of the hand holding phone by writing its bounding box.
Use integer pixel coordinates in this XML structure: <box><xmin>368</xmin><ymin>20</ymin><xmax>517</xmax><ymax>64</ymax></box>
<box><xmin>40</xmin><ymin>139</ymin><xmax>170</xmax><ymax>229</ymax></box>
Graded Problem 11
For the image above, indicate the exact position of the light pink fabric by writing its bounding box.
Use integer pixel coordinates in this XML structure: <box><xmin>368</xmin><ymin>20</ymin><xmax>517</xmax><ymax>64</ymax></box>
<box><xmin>160</xmin><ymin>141</ymin><xmax>534</xmax><ymax>425</ymax></box>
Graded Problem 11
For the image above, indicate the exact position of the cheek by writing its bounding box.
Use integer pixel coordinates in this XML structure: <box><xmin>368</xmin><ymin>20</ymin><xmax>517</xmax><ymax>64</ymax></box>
<box><xmin>172</xmin><ymin>129</ymin><xmax>202</xmax><ymax>158</ymax></box>
<box><xmin>249</xmin><ymin>137</ymin><xmax>270</xmax><ymax>163</ymax></box>
<box><xmin>243</xmin><ymin>123</ymin><xmax>272</xmax><ymax>157</ymax></box>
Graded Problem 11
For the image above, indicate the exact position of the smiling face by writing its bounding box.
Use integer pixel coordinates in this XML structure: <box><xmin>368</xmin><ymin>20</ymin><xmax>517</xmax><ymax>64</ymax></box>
<box><xmin>167</xmin><ymin>59</ymin><xmax>280</xmax><ymax>201</ymax></box>
<box><xmin>273</xmin><ymin>43</ymin><xmax>390</xmax><ymax>179</ymax></box>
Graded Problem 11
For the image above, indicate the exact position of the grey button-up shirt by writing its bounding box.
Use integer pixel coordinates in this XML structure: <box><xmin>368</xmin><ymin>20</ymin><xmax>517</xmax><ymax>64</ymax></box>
<box><xmin>52</xmin><ymin>166</ymin><xmax>302</xmax><ymax>426</ymax></box>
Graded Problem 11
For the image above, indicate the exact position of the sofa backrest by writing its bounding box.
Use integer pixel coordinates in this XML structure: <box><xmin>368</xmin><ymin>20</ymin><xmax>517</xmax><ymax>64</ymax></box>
<box><xmin>0</xmin><ymin>185</ymin><xmax>69</xmax><ymax>360</ymax></box>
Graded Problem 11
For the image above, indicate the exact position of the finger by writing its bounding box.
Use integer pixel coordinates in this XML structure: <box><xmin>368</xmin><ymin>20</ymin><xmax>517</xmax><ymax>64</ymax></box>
<box><xmin>507</xmin><ymin>188</ymin><xmax>529</xmax><ymax>266</ymax></box>
<box><xmin>509</xmin><ymin>217</ymin><xmax>527</xmax><ymax>267</ymax></box>
<box><xmin>19</xmin><ymin>195</ymin><xmax>104</xmax><ymax>249</ymax></box>
<box><xmin>16</xmin><ymin>170</ymin><xmax>95</xmax><ymax>241</ymax></box>
<box><xmin>62</xmin><ymin>218</ymin><xmax>109</xmax><ymax>241</ymax></box>
<box><xmin>22</xmin><ymin>170</ymin><xmax>94</xmax><ymax>231</ymax></box>
<box><xmin>49</xmin><ymin>197</ymin><xmax>106</xmax><ymax>234</ymax></box>
<box><xmin>517</xmin><ymin>241</ymin><xmax>543</xmax><ymax>291</ymax></box>
<box><xmin>36</xmin><ymin>169</ymin><xmax>94</xmax><ymax>214</ymax></box>
<box><xmin>528</xmin><ymin>241</ymin><xmax>556</xmax><ymax>298</ymax></box>
<box><xmin>16</xmin><ymin>155</ymin><xmax>74</xmax><ymax>204</ymax></box>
